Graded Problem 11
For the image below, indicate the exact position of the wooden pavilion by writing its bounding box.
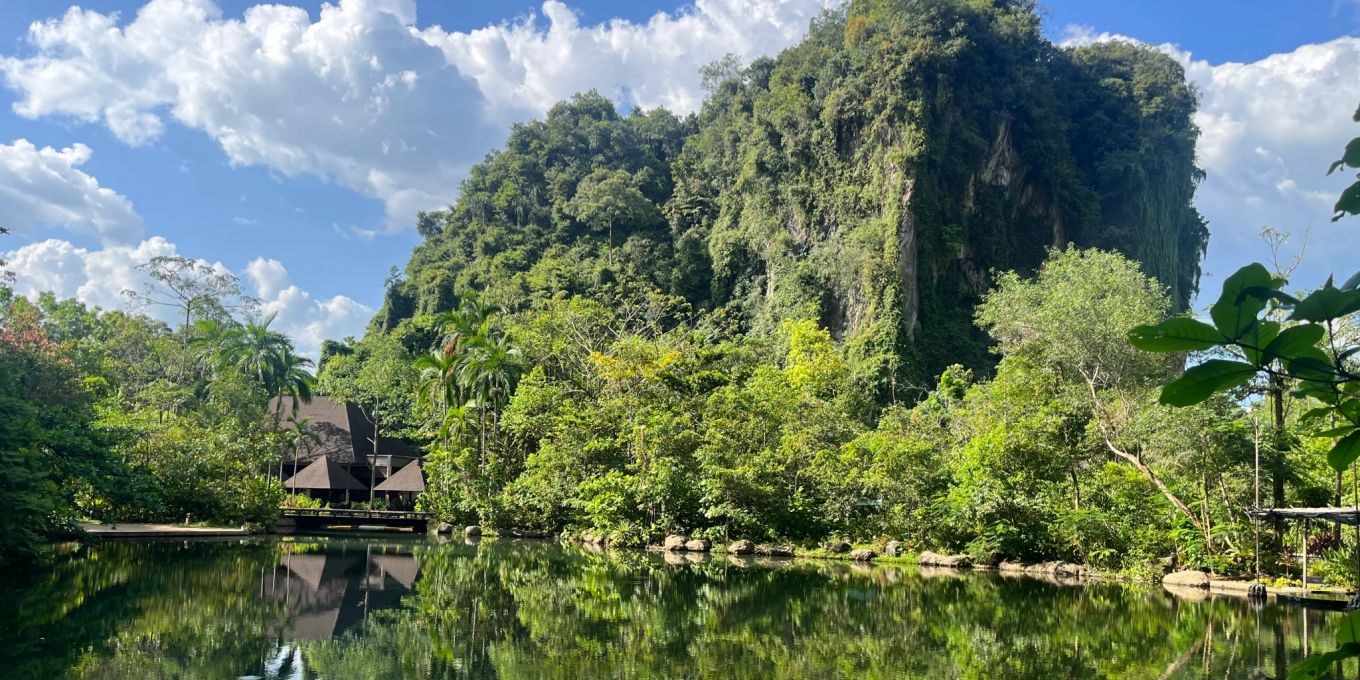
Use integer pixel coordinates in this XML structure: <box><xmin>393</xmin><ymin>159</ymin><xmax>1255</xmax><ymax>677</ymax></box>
<box><xmin>284</xmin><ymin>456</ymin><xmax>369</xmax><ymax>504</ymax></box>
<box><xmin>373</xmin><ymin>460</ymin><xmax>425</xmax><ymax>509</ymax></box>
<box><xmin>273</xmin><ymin>396</ymin><xmax>423</xmax><ymax>500</ymax></box>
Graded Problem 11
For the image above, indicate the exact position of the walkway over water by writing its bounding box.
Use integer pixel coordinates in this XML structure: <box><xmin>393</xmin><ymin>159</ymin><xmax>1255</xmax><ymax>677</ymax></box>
<box><xmin>80</xmin><ymin>522</ymin><xmax>251</xmax><ymax>539</ymax></box>
<box><xmin>280</xmin><ymin>507</ymin><xmax>432</xmax><ymax>532</ymax></box>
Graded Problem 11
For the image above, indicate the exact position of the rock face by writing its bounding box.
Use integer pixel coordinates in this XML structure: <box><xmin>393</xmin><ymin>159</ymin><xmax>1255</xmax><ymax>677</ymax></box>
<box><xmin>663</xmin><ymin>535</ymin><xmax>689</xmax><ymax>551</ymax></box>
<box><xmin>1163</xmin><ymin>570</ymin><xmax>1212</xmax><ymax>588</ymax></box>
<box><xmin>464</xmin><ymin>525</ymin><xmax>482</xmax><ymax>537</ymax></box>
<box><xmin>884</xmin><ymin>541</ymin><xmax>903</xmax><ymax>557</ymax></box>
<box><xmin>582</xmin><ymin>533</ymin><xmax>605</xmax><ymax>545</ymax></box>
<box><xmin>850</xmin><ymin>549</ymin><xmax>877</xmax><ymax>561</ymax></box>
<box><xmin>1024</xmin><ymin>561</ymin><xmax>1084</xmax><ymax>578</ymax></box>
<box><xmin>435</xmin><ymin>522</ymin><xmax>453</xmax><ymax>535</ymax></box>
<box><xmin>728</xmin><ymin>539</ymin><xmax>754</xmax><ymax>555</ymax></box>
<box><xmin>998</xmin><ymin>561</ymin><xmax>1026</xmax><ymax>573</ymax></box>
<box><xmin>917</xmin><ymin>551</ymin><xmax>972</xmax><ymax>569</ymax></box>
<box><xmin>685</xmin><ymin>539</ymin><xmax>712</xmax><ymax>552</ymax></box>
<box><xmin>825</xmin><ymin>541</ymin><xmax>851</xmax><ymax>554</ymax></box>
<box><xmin>756</xmin><ymin>544</ymin><xmax>795</xmax><ymax>557</ymax></box>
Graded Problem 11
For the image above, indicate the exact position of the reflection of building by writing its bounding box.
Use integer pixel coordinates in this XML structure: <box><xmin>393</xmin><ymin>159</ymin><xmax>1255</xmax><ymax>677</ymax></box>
<box><xmin>263</xmin><ymin>544</ymin><xmax>420</xmax><ymax>641</ymax></box>
<box><xmin>273</xmin><ymin>396</ymin><xmax>425</xmax><ymax>505</ymax></box>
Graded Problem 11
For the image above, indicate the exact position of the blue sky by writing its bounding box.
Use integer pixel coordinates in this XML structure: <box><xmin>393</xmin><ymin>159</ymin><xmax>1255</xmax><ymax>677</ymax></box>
<box><xmin>1</xmin><ymin>0</ymin><xmax>1357</xmax><ymax>355</ymax></box>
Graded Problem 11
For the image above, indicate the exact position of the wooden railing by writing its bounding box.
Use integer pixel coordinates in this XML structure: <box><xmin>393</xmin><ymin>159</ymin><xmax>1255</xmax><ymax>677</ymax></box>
<box><xmin>279</xmin><ymin>507</ymin><xmax>433</xmax><ymax>531</ymax></box>
<box><xmin>280</xmin><ymin>507</ymin><xmax>432</xmax><ymax>521</ymax></box>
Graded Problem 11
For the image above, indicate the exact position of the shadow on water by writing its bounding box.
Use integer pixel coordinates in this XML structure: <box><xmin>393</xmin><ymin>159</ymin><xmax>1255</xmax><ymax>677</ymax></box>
<box><xmin>2</xmin><ymin>537</ymin><xmax>1357</xmax><ymax>678</ymax></box>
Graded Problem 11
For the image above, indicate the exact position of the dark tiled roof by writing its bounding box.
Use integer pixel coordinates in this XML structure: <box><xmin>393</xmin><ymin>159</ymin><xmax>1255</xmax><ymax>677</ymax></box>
<box><xmin>374</xmin><ymin>459</ymin><xmax>425</xmax><ymax>493</ymax></box>
<box><xmin>272</xmin><ymin>396</ymin><xmax>423</xmax><ymax>466</ymax></box>
<box><xmin>284</xmin><ymin>456</ymin><xmax>369</xmax><ymax>491</ymax></box>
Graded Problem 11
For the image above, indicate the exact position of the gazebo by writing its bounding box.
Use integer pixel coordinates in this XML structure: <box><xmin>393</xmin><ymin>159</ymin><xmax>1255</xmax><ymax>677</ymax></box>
<box><xmin>373</xmin><ymin>460</ymin><xmax>425</xmax><ymax>509</ymax></box>
<box><xmin>285</xmin><ymin>456</ymin><xmax>369</xmax><ymax>504</ymax></box>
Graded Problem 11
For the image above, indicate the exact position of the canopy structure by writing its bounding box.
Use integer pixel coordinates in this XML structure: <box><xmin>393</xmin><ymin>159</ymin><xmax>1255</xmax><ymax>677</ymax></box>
<box><xmin>285</xmin><ymin>456</ymin><xmax>368</xmax><ymax>491</ymax></box>
<box><xmin>373</xmin><ymin>460</ymin><xmax>425</xmax><ymax>493</ymax></box>
<box><xmin>1249</xmin><ymin>507</ymin><xmax>1360</xmax><ymax>526</ymax></box>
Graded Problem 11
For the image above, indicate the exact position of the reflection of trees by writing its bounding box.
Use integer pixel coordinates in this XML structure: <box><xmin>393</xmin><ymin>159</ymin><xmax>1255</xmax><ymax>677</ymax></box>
<box><xmin>5</xmin><ymin>538</ymin><xmax>1354</xmax><ymax>678</ymax></box>
<box><xmin>296</xmin><ymin>541</ymin><xmax>1357</xmax><ymax>679</ymax></box>
<box><xmin>3</xmin><ymin>540</ymin><xmax>285</xmax><ymax>678</ymax></box>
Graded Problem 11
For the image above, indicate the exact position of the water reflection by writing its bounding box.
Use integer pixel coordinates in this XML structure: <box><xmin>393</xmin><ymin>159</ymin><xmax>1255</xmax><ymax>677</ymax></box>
<box><xmin>265</xmin><ymin>543</ymin><xmax>419</xmax><ymax>642</ymax></box>
<box><xmin>3</xmin><ymin>537</ymin><xmax>1357</xmax><ymax>678</ymax></box>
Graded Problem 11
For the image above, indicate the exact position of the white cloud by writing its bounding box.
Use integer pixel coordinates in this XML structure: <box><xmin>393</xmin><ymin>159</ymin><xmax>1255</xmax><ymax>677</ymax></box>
<box><xmin>3</xmin><ymin>237</ymin><xmax>370</xmax><ymax>357</ymax></box>
<box><xmin>1061</xmin><ymin>26</ymin><xmax>1360</xmax><ymax>298</ymax></box>
<box><xmin>428</xmin><ymin>0</ymin><xmax>835</xmax><ymax>120</ymax></box>
<box><xmin>244</xmin><ymin>256</ymin><xmax>288</xmax><ymax>300</ymax></box>
<box><xmin>0</xmin><ymin>138</ymin><xmax>143</xmax><ymax>244</ymax></box>
<box><xmin>246</xmin><ymin>256</ymin><xmax>374</xmax><ymax>356</ymax></box>
<box><xmin>1184</xmin><ymin>39</ymin><xmax>1360</xmax><ymax>292</ymax></box>
<box><xmin>0</xmin><ymin>0</ymin><xmax>832</xmax><ymax>229</ymax></box>
<box><xmin>4</xmin><ymin>236</ymin><xmax>178</xmax><ymax>312</ymax></box>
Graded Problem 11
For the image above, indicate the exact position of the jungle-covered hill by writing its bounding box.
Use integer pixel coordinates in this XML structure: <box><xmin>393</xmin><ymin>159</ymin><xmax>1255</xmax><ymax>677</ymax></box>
<box><xmin>373</xmin><ymin>0</ymin><xmax>1207</xmax><ymax>389</ymax></box>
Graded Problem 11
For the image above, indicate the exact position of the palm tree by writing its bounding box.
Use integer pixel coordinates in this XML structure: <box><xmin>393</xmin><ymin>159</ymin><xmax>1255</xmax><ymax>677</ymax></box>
<box><xmin>220</xmin><ymin>312</ymin><xmax>290</xmax><ymax>388</ymax></box>
<box><xmin>434</xmin><ymin>292</ymin><xmax>501</xmax><ymax>354</ymax></box>
<box><xmin>459</xmin><ymin>335</ymin><xmax>523</xmax><ymax>466</ymax></box>
<box><xmin>187</xmin><ymin>318</ymin><xmax>235</xmax><ymax>401</ymax></box>
<box><xmin>415</xmin><ymin>348</ymin><xmax>461</xmax><ymax>412</ymax></box>
<box><xmin>283</xmin><ymin>416</ymin><xmax>321</xmax><ymax>503</ymax></box>
<box><xmin>269</xmin><ymin>345</ymin><xmax>316</xmax><ymax>423</ymax></box>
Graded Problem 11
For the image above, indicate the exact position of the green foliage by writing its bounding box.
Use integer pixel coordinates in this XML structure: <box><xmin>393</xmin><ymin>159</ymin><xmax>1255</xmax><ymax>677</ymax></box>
<box><xmin>1327</xmin><ymin>104</ymin><xmax>1360</xmax><ymax>221</ymax></box>
<box><xmin>396</xmin><ymin>249</ymin><xmax>1262</xmax><ymax>575</ymax></box>
<box><xmin>0</xmin><ymin>255</ymin><xmax>315</xmax><ymax>564</ymax></box>
<box><xmin>1132</xmin><ymin>263</ymin><xmax>1360</xmax><ymax>471</ymax></box>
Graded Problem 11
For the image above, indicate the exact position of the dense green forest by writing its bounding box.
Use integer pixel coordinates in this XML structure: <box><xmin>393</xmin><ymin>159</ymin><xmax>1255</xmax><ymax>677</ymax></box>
<box><xmin>376</xmin><ymin>0</ymin><xmax>1207</xmax><ymax>386</ymax></box>
<box><xmin>0</xmin><ymin>253</ymin><xmax>311</xmax><ymax>565</ymax></box>
<box><xmin>2</xmin><ymin>0</ymin><xmax>1356</xmax><ymax>589</ymax></box>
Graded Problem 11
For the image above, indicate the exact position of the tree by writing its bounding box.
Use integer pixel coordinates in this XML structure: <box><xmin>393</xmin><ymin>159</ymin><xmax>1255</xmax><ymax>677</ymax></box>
<box><xmin>125</xmin><ymin>256</ymin><xmax>253</xmax><ymax>381</ymax></box>
<box><xmin>282</xmin><ymin>416</ymin><xmax>321</xmax><ymax>503</ymax></box>
<box><xmin>976</xmin><ymin>247</ymin><xmax>1208</xmax><ymax>535</ymax></box>
<box><xmin>125</xmin><ymin>256</ymin><xmax>251</xmax><ymax>333</ymax></box>
<box><xmin>460</xmin><ymin>333</ymin><xmax>524</xmax><ymax>467</ymax></box>
<box><xmin>564</xmin><ymin>169</ymin><xmax>662</xmax><ymax>266</ymax></box>
<box><xmin>218</xmin><ymin>313</ymin><xmax>290</xmax><ymax>387</ymax></box>
<box><xmin>414</xmin><ymin>348</ymin><xmax>461</xmax><ymax>447</ymax></box>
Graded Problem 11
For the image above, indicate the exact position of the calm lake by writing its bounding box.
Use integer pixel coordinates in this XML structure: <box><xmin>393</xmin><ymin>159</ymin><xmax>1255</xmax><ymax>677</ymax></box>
<box><xmin>2</xmin><ymin>536</ymin><xmax>1351</xmax><ymax>679</ymax></box>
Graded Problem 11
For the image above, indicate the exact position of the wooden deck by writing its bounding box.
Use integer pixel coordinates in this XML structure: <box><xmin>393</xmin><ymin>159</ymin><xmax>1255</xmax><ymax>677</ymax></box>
<box><xmin>280</xmin><ymin>507</ymin><xmax>433</xmax><ymax>531</ymax></box>
<box><xmin>81</xmin><ymin>522</ymin><xmax>252</xmax><ymax>539</ymax></box>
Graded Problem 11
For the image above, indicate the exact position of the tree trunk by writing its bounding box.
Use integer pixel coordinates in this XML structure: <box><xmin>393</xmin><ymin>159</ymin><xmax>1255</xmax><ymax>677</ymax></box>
<box><xmin>1105</xmin><ymin>441</ymin><xmax>1206</xmax><ymax>534</ymax></box>
<box><xmin>1070</xmin><ymin>468</ymin><xmax>1081</xmax><ymax>511</ymax></box>
<box><xmin>1202</xmin><ymin>466</ymin><xmax>1213</xmax><ymax>554</ymax></box>
<box><xmin>1270</xmin><ymin>373</ymin><xmax>1287</xmax><ymax>557</ymax></box>
<box><xmin>371</xmin><ymin>417</ymin><xmax>379</xmax><ymax>503</ymax></box>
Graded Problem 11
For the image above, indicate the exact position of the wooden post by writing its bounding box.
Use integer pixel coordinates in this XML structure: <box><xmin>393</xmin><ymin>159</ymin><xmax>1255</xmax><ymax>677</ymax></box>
<box><xmin>1302</xmin><ymin>518</ymin><xmax>1310</xmax><ymax>594</ymax></box>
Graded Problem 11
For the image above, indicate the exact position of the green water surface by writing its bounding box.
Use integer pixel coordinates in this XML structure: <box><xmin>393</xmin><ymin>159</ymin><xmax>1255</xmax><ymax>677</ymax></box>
<box><xmin>1</xmin><ymin>536</ymin><xmax>1349</xmax><ymax>678</ymax></box>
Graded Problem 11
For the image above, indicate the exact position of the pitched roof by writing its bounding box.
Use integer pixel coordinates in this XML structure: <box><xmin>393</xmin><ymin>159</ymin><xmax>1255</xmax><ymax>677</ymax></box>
<box><xmin>371</xmin><ymin>554</ymin><xmax>420</xmax><ymax>589</ymax></box>
<box><xmin>272</xmin><ymin>395</ymin><xmax>423</xmax><ymax>466</ymax></box>
<box><xmin>284</xmin><ymin>456</ymin><xmax>369</xmax><ymax>491</ymax></box>
<box><xmin>374</xmin><ymin>459</ymin><xmax>425</xmax><ymax>492</ymax></box>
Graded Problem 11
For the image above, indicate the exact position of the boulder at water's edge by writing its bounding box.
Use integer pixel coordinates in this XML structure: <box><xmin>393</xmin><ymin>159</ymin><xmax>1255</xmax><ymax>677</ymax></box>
<box><xmin>1162</xmin><ymin>570</ymin><xmax>1211</xmax><ymax>588</ymax></box>
<box><xmin>917</xmin><ymin>551</ymin><xmax>972</xmax><ymax>568</ymax></box>
<box><xmin>728</xmin><ymin>539</ymin><xmax>754</xmax><ymax>555</ymax></box>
